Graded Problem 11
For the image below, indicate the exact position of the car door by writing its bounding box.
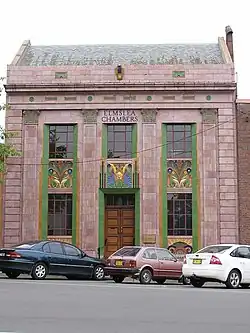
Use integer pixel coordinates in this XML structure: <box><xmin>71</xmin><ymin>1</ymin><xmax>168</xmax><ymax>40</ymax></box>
<box><xmin>156</xmin><ymin>248</ymin><xmax>182</xmax><ymax>278</ymax></box>
<box><xmin>43</xmin><ymin>242</ymin><xmax>69</xmax><ymax>275</ymax></box>
<box><xmin>232</xmin><ymin>246</ymin><xmax>250</xmax><ymax>283</ymax></box>
<box><xmin>141</xmin><ymin>248</ymin><xmax>160</xmax><ymax>276</ymax></box>
<box><xmin>63</xmin><ymin>244</ymin><xmax>93</xmax><ymax>278</ymax></box>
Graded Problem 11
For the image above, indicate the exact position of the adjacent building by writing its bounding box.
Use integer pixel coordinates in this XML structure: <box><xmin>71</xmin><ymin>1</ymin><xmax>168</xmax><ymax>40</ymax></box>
<box><xmin>1</xmin><ymin>26</ymin><xmax>238</xmax><ymax>257</ymax></box>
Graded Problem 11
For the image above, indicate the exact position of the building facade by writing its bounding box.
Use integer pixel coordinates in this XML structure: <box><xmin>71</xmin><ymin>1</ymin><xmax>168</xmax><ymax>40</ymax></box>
<box><xmin>2</xmin><ymin>26</ymin><xmax>238</xmax><ymax>257</ymax></box>
<box><xmin>236</xmin><ymin>100</ymin><xmax>250</xmax><ymax>244</ymax></box>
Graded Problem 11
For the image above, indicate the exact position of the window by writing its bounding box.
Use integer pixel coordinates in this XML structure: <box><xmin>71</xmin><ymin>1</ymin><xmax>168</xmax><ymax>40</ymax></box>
<box><xmin>232</xmin><ymin>247</ymin><xmax>250</xmax><ymax>259</ymax></box>
<box><xmin>156</xmin><ymin>249</ymin><xmax>175</xmax><ymax>261</ymax></box>
<box><xmin>114</xmin><ymin>247</ymin><xmax>141</xmax><ymax>257</ymax></box>
<box><xmin>64</xmin><ymin>244</ymin><xmax>81</xmax><ymax>257</ymax></box>
<box><xmin>48</xmin><ymin>194</ymin><xmax>72</xmax><ymax>236</ymax></box>
<box><xmin>198</xmin><ymin>245</ymin><xmax>232</xmax><ymax>254</ymax></box>
<box><xmin>48</xmin><ymin>242</ymin><xmax>64</xmax><ymax>255</ymax></box>
<box><xmin>49</xmin><ymin>125</ymin><xmax>74</xmax><ymax>159</ymax></box>
<box><xmin>107</xmin><ymin>125</ymin><xmax>132</xmax><ymax>158</ymax></box>
<box><xmin>168</xmin><ymin>193</ymin><xmax>192</xmax><ymax>236</ymax></box>
<box><xmin>142</xmin><ymin>248</ymin><xmax>157</xmax><ymax>260</ymax></box>
<box><xmin>167</xmin><ymin>124</ymin><xmax>192</xmax><ymax>158</ymax></box>
<box><xmin>105</xmin><ymin>194</ymin><xmax>135</xmax><ymax>207</ymax></box>
<box><xmin>42</xmin><ymin>243</ymin><xmax>51</xmax><ymax>253</ymax></box>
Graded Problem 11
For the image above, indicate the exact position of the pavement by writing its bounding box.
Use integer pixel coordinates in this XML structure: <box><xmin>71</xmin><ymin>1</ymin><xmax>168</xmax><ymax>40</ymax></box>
<box><xmin>0</xmin><ymin>275</ymin><xmax>249</xmax><ymax>333</ymax></box>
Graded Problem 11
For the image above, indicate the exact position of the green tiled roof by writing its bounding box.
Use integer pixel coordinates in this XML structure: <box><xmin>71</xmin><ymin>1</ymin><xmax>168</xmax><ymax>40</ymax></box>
<box><xmin>18</xmin><ymin>43</ymin><xmax>224</xmax><ymax>66</ymax></box>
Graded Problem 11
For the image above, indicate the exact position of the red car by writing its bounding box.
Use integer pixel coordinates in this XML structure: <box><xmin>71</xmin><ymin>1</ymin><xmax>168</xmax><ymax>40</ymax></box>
<box><xmin>105</xmin><ymin>246</ymin><xmax>188</xmax><ymax>284</ymax></box>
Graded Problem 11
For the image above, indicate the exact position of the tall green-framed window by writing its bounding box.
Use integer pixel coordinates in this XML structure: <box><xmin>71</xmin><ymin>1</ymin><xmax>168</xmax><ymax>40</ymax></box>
<box><xmin>41</xmin><ymin>124</ymin><xmax>78</xmax><ymax>244</ymax></box>
<box><xmin>161</xmin><ymin>123</ymin><xmax>198</xmax><ymax>250</ymax></box>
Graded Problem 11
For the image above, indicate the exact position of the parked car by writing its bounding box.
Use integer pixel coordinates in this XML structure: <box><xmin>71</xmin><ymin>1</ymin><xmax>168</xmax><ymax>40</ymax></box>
<box><xmin>104</xmin><ymin>246</ymin><xmax>188</xmax><ymax>284</ymax></box>
<box><xmin>182</xmin><ymin>244</ymin><xmax>250</xmax><ymax>289</ymax></box>
<box><xmin>0</xmin><ymin>240</ymin><xmax>106</xmax><ymax>281</ymax></box>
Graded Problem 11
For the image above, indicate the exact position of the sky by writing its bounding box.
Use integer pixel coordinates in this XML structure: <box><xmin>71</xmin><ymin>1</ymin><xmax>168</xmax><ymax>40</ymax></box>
<box><xmin>0</xmin><ymin>0</ymin><xmax>248</xmax><ymax>127</ymax></box>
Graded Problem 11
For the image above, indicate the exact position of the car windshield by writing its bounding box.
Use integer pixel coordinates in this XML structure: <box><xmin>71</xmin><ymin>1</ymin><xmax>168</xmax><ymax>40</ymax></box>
<box><xmin>113</xmin><ymin>247</ymin><xmax>141</xmax><ymax>257</ymax></box>
<box><xmin>197</xmin><ymin>245</ymin><xmax>232</xmax><ymax>254</ymax></box>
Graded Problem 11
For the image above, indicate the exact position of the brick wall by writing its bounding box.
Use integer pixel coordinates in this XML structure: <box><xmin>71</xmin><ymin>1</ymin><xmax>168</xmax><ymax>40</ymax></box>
<box><xmin>237</xmin><ymin>102</ymin><xmax>250</xmax><ymax>243</ymax></box>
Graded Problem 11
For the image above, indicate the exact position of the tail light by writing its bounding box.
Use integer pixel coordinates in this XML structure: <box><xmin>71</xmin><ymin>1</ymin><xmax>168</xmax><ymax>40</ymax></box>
<box><xmin>129</xmin><ymin>260</ymin><xmax>136</xmax><ymax>268</ymax></box>
<box><xmin>183</xmin><ymin>256</ymin><xmax>187</xmax><ymax>264</ymax></box>
<box><xmin>210</xmin><ymin>255</ymin><xmax>222</xmax><ymax>265</ymax></box>
<box><xmin>6</xmin><ymin>251</ymin><xmax>21</xmax><ymax>259</ymax></box>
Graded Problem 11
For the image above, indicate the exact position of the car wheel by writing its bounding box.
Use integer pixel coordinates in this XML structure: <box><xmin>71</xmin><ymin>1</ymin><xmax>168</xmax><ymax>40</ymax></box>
<box><xmin>182</xmin><ymin>277</ymin><xmax>191</xmax><ymax>285</ymax></box>
<box><xmin>241</xmin><ymin>284</ymin><xmax>249</xmax><ymax>289</ymax></box>
<box><xmin>31</xmin><ymin>262</ymin><xmax>48</xmax><ymax>280</ymax></box>
<box><xmin>93</xmin><ymin>265</ymin><xmax>105</xmax><ymax>281</ymax></box>
<box><xmin>226</xmin><ymin>269</ymin><xmax>241</xmax><ymax>289</ymax></box>
<box><xmin>190</xmin><ymin>277</ymin><xmax>205</xmax><ymax>288</ymax></box>
<box><xmin>5</xmin><ymin>271</ymin><xmax>20</xmax><ymax>279</ymax></box>
<box><xmin>113</xmin><ymin>276</ymin><xmax>125</xmax><ymax>283</ymax></box>
<box><xmin>155</xmin><ymin>278</ymin><xmax>166</xmax><ymax>285</ymax></box>
<box><xmin>139</xmin><ymin>268</ymin><xmax>152</xmax><ymax>284</ymax></box>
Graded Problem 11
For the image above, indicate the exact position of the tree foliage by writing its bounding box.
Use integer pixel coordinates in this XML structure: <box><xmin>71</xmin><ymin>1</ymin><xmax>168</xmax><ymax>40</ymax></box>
<box><xmin>0</xmin><ymin>77</ymin><xmax>20</xmax><ymax>173</ymax></box>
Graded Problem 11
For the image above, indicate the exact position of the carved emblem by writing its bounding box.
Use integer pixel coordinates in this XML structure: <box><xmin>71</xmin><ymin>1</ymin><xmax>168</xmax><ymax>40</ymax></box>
<box><xmin>200</xmin><ymin>109</ymin><xmax>217</xmax><ymax>124</ymax></box>
<box><xmin>141</xmin><ymin>109</ymin><xmax>157</xmax><ymax>123</ymax></box>
<box><xmin>22</xmin><ymin>110</ymin><xmax>40</xmax><ymax>124</ymax></box>
<box><xmin>81</xmin><ymin>110</ymin><xmax>98</xmax><ymax>123</ymax></box>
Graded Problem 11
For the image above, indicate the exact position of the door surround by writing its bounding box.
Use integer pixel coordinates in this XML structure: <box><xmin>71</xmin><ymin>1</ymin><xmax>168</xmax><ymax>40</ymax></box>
<box><xmin>98</xmin><ymin>188</ymin><xmax>140</xmax><ymax>258</ymax></box>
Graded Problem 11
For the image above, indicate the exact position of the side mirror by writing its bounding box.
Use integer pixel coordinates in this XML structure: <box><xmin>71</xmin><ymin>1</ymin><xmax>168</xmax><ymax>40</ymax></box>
<box><xmin>81</xmin><ymin>252</ymin><xmax>86</xmax><ymax>258</ymax></box>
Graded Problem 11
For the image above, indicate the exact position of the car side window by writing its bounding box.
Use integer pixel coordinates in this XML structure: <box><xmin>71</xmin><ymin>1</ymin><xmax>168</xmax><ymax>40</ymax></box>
<box><xmin>49</xmin><ymin>242</ymin><xmax>64</xmax><ymax>255</ymax></box>
<box><xmin>64</xmin><ymin>244</ymin><xmax>81</xmax><ymax>257</ymax></box>
<box><xmin>156</xmin><ymin>249</ymin><xmax>175</xmax><ymax>261</ymax></box>
<box><xmin>142</xmin><ymin>249</ymin><xmax>157</xmax><ymax>260</ymax></box>
<box><xmin>42</xmin><ymin>243</ymin><xmax>51</xmax><ymax>253</ymax></box>
<box><xmin>234</xmin><ymin>247</ymin><xmax>250</xmax><ymax>259</ymax></box>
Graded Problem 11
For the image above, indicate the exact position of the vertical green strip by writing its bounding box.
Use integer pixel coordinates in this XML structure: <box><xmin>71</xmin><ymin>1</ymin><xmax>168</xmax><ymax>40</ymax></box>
<box><xmin>72</xmin><ymin>125</ymin><xmax>78</xmax><ymax>245</ymax></box>
<box><xmin>132</xmin><ymin>124</ymin><xmax>137</xmax><ymax>158</ymax></box>
<box><xmin>135</xmin><ymin>190</ymin><xmax>140</xmax><ymax>245</ymax></box>
<box><xmin>41</xmin><ymin>125</ymin><xmax>49</xmax><ymax>240</ymax></box>
<box><xmin>192</xmin><ymin>123</ymin><xmax>198</xmax><ymax>252</ymax></box>
<box><xmin>98</xmin><ymin>189</ymin><xmax>105</xmax><ymax>257</ymax></box>
<box><xmin>102</xmin><ymin>124</ymin><xmax>107</xmax><ymax>158</ymax></box>
<box><xmin>98</xmin><ymin>124</ymin><xmax>107</xmax><ymax>256</ymax></box>
<box><xmin>161</xmin><ymin>124</ymin><xmax>167</xmax><ymax>247</ymax></box>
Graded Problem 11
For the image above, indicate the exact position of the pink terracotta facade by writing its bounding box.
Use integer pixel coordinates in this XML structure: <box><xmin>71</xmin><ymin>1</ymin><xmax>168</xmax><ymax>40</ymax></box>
<box><xmin>1</xmin><ymin>27</ymin><xmax>238</xmax><ymax>256</ymax></box>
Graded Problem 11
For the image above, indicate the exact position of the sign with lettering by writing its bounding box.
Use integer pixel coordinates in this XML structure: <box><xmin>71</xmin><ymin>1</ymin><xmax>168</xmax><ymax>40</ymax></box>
<box><xmin>101</xmin><ymin>110</ymin><xmax>138</xmax><ymax>123</ymax></box>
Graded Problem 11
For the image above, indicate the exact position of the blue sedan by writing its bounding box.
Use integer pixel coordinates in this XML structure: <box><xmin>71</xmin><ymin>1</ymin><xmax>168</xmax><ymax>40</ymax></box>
<box><xmin>0</xmin><ymin>240</ymin><xmax>106</xmax><ymax>280</ymax></box>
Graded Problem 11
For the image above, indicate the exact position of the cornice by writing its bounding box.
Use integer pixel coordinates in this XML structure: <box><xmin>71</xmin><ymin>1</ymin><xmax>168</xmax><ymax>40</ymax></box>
<box><xmin>4</xmin><ymin>81</ymin><xmax>237</xmax><ymax>94</ymax></box>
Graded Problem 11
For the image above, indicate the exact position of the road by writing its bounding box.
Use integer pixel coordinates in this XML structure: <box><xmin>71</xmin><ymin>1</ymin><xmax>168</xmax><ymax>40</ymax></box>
<box><xmin>0</xmin><ymin>277</ymin><xmax>249</xmax><ymax>333</ymax></box>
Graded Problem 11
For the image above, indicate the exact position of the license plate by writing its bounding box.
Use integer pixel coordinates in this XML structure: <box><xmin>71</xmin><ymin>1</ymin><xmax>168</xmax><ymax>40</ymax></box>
<box><xmin>193</xmin><ymin>259</ymin><xmax>202</xmax><ymax>264</ymax></box>
<box><xmin>115</xmin><ymin>260</ymin><xmax>123</xmax><ymax>267</ymax></box>
<box><xmin>0</xmin><ymin>253</ymin><xmax>5</xmax><ymax>257</ymax></box>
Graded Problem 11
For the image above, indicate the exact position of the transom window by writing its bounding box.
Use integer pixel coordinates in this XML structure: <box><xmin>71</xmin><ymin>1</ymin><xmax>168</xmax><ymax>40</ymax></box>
<box><xmin>48</xmin><ymin>194</ymin><xmax>72</xmax><ymax>236</ymax></box>
<box><xmin>49</xmin><ymin>125</ymin><xmax>74</xmax><ymax>159</ymax></box>
<box><xmin>105</xmin><ymin>194</ymin><xmax>135</xmax><ymax>207</ymax></box>
<box><xmin>167</xmin><ymin>193</ymin><xmax>192</xmax><ymax>236</ymax></box>
<box><xmin>167</xmin><ymin>124</ymin><xmax>192</xmax><ymax>158</ymax></box>
<box><xmin>107</xmin><ymin>125</ymin><xmax>132</xmax><ymax>158</ymax></box>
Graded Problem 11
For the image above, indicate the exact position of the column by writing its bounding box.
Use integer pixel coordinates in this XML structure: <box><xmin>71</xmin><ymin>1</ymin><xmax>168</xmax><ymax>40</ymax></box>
<box><xmin>140</xmin><ymin>109</ymin><xmax>159</xmax><ymax>245</ymax></box>
<box><xmin>81</xmin><ymin>110</ymin><xmax>99</xmax><ymax>255</ymax></box>
<box><xmin>22</xmin><ymin>110</ymin><xmax>40</xmax><ymax>241</ymax></box>
<box><xmin>200</xmin><ymin>108</ymin><xmax>219</xmax><ymax>246</ymax></box>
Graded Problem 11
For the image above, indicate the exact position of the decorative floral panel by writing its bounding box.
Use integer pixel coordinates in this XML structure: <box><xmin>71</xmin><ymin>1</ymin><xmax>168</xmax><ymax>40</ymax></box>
<box><xmin>167</xmin><ymin>160</ymin><xmax>192</xmax><ymax>188</ymax></box>
<box><xmin>105</xmin><ymin>160</ymin><xmax>134</xmax><ymax>188</ymax></box>
<box><xmin>168</xmin><ymin>238</ymin><xmax>193</xmax><ymax>260</ymax></box>
<box><xmin>48</xmin><ymin>160</ymin><xmax>73</xmax><ymax>189</ymax></box>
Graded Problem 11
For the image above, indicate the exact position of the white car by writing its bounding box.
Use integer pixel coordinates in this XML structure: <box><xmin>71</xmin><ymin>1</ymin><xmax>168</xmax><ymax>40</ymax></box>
<box><xmin>182</xmin><ymin>244</ymin><xmax>250</xmax><ymax>289</ymax></box>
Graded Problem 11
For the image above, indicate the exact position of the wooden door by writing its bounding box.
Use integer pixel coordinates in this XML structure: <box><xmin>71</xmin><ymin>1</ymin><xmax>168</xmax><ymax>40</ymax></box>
<box><xmin>104</xmin><ymin>208</ymin><xmax>135</xmax><ymax>258</ymax></box>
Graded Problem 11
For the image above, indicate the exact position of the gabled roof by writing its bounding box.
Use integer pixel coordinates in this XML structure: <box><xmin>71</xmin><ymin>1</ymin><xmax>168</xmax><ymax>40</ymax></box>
<box><xmin>16</xmin><ymin>43</ymin><xmax>225</xmax><ymax>66</ymax></box>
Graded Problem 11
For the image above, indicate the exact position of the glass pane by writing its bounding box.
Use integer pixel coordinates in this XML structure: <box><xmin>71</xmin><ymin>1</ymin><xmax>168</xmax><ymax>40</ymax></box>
<box><xmin>49</xmin><ymin>242</ymin><xmax>63</xmax><ymax>255</ymax></box>
<box><xmin>56</xmin><ymin>125</ymin><xmax>68</xmax><ymax>133</ymax></box>
<box><xmin>67</xmin><ymin>143</ymin><xmax>74</xmax><ymax>154</ymax></box>
<box><xmin>114</xmin><ymin>125</ymin><xmax>125</xmax><ymax>131</ymax></box>
<box><xmin>114</xmin><ymin>141</ymin><xmax>126</xmax><ymax>152</ymax></box>
<box><xmin>114</xmin><ymin>247</ymin><xmax>141</xmax><ymax>257</ymax></box>
<box><xmin>68</xmin><ymin>132</ymin><xmax>74</xmax><ymax>143</ymax></box>
<box><xmin>68</xmin><ymin>125</ymin><xmax>74</xmax><ymax>132</ymax></box>
<box><xmin>174</xmin><ymin>131</ymin><xmax>184</xmax><ymax>142</ymax></box>
<box><xmin>108</xmin><ymin>132</ymin><xmax>114</xmax><ymax>142</ymax></box>
<box><xmin>114</xmin><ymin>132</ymin><xmax>125</xmax><ymax>142</ymax></box>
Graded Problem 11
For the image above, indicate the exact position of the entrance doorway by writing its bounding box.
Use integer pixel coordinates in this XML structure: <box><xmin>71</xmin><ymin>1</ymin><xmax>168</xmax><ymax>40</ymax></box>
<box><xmin>104</xmin><ymin>194</ymin><xmax>135</xmax><ymax>258</ymax></box>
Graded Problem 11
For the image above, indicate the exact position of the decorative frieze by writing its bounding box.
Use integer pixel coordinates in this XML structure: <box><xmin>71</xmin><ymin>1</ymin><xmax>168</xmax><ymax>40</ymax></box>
<box><xmin>141</xmin><ymin>109</ymin><xmax>157</xmax><ymax>123</ymax></box>
<box><xmin>200</xmin><ymin>108</ymin><xmax>217</xmax><ymax>124</ymax></box>
<box><xmin>81</xmin><ymin>110</ymin><xmax>98</xmax><ymax>123</ymax></box>
<box><xmin>22</xmin><ymin>110</ymin><xmax>40</xmax><ymax>125</ymax></box>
